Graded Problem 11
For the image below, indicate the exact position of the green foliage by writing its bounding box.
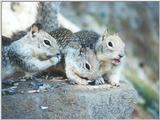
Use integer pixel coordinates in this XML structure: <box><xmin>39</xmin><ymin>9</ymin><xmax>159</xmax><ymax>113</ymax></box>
<box><xmin>124</xmin><ymin>67</ymin><xmax>159</xmax><ymax>116</ymax></box>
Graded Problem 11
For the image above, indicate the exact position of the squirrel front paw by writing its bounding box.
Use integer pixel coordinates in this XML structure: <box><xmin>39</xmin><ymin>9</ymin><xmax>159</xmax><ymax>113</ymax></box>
<box><xmin>50</xmin><ymin>56</ymin><xmax>61</xmax><ymax>65</ymax></box>
<box><xmin>109</xmin><ymin>78</ymin><xmax>120</xmax><ymax>87</ymax></box>
<box><xmin>68</xmin><ymin>79</ymin><xmax>88</xmax><ymax>85</ymax></box>
<box><xmin>94</xmin><ymin>77</ymin><xmax>105</xmax><ymax>85</ymax></box>
<box><xmin>108</xmin><ymin>75</ymin><xmax>120</xmax><ymax>87</ymax></box>
<box><xmin>68</xmin><ymin>79</ymin><xmax>78</xmax><ymax>85</ymax></box>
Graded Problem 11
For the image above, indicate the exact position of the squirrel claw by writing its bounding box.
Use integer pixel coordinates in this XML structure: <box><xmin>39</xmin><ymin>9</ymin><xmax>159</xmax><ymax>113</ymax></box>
<box><xmin>94</xmin><ymin>77</ymin><xmax>105</xmax><ymax>85</ymax></box>
<box><xmin>67</xmin><ymin>79</ymin><xmax>88</xmax><ymax>85</ymax></box>
<box><xmin>110</xmin><ymin>81</ymin><xmax>120</xmax><ymax>87</ymax></box>
<box><xmin>67</xmin><ymin>79</ymin><xmax>78</xmax><ymax>85</ymax></box>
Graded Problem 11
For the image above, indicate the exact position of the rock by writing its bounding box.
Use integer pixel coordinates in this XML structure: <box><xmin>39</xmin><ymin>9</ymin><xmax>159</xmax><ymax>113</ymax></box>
<box><xmin>30</xmin><ymin>81</ymin><xmax>65</xmax><ymax>92</ymax></box>
<box><xmin>13</xmin><ymin>83</ymin><xmax>19</xmax><ymax>86</ymax></box>
<box><xmin>50</xmin><ymin>82</ymin><xmax>66</xmax><ymax>89</ymax></box>
<box><xmin>2</xmin><ymin>81</ymin><xmax>137</xmax><ymax>119</ymax></box>
<box><xmin>30</xmin><ymin>81</ymin><xmax>44</xmax><ymax>90</ymax></box>
<box><xmin>2</xmin><ymin>79</ymin><xmax>17</xmax><ymax>86</ymax></box>
<box><xmin>2</xmin><ymin>86</ymin><xmax>17</xmax><ymax>95</ymax></box>
<box><xmin>19</xmin><ymin>79</ymin><xmax>26</xmax><ymax>82</ymax></box>
<box><xmin>38</xmin><ymin>84</ymin><xmax>51</xmax><ymax>92</ymax></box>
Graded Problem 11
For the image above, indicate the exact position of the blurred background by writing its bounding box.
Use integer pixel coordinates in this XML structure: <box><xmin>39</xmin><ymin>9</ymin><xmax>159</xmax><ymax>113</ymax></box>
<box><xmin>2</xmin><ymin>1</ymin><xmax>159</xmax><ymax>119</ymax></box>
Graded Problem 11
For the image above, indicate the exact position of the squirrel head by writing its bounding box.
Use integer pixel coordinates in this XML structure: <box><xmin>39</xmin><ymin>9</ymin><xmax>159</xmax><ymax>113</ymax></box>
<box><xmin>27</xmin><ymin>23</ymin><xmax>61</xmax><ymax>62</ymax></box>
<box><xmin>69</xmin><ymin>47</ymin><xmax>100</xmax><ymax>80</ymax></box>
<box><xmin>96</xmin><ymin>29</ymin><xmax>125</xmax><ymax>66</ymax></box>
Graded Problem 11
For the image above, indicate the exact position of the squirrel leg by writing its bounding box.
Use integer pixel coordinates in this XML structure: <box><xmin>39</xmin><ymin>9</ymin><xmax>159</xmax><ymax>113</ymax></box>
<box><xmin>24</xmin><ymin>57</ymin><xmax>58</xmax><ymax>72</ymax></box>
<box><xmin>94</xmin><ymin>76</ymin><xmax>105</xmax><ymax>85</ymax></box>
<box><xmin>65</xmin><ymin>67</ymin><xmax>88</xmax><ymax>85</ymax></box>
<box><xmin>103</xmin><ymin>71</ymin><xmax>120</xmax><ymax>87</ymax></box>
<box><xmin>108</xmin><ymin>74</ymin><xmax>120</xmax><ymax>87</ymax></box>
<box><xmin>102</xmin><ymin>73</ymin><xmax>120</xmax><ymax>87</ymax></box>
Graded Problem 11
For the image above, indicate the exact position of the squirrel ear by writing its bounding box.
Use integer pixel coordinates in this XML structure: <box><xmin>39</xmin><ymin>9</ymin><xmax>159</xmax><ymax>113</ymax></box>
<box><xmin>31</xmin><ymin>23</ymin><xmax>42</xmax><ymax>34</ymax></box>
<box><xmin>101</xmin><ymin>28</ymin><xmax>109</xmax><ymax>41</ymax></box>
<box><xmin>79</xmin><ymin>45</ymin><xmax>87</xmax><ymax>55</ymax></box>
<box><xmin>103</xmin><ymin>28</ymin><xmax>109</xmax><ymax>37</ymax></box>
<box><xmin>80</xmin><ymin>47</ymin><xmax>86</xmax><ymax>53</ymax></box>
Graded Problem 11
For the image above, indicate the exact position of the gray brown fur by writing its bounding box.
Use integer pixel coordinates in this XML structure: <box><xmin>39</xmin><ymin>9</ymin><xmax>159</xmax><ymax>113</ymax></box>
<box><xmin>2</xmin><ymin>23</ymin><xmax>61</xmax><ymax>80</ymax></box>
<box><xmin>50</xmin><ymin>28</ymin><xmax>80</xmax><ymax>50</ymax></box>
<box><xmin>49</xmin><ymin>28</ymin><xmax>104</xmax><ymax>85</ymax></box>
<box><xmin>2</xmin><ymin>36</ymin><xmax>12</xmax><ymax>46</ymax></box>
<box><xmin>50</xmin><ymin>28</ymin><xmax>73</xmax><ymax>49</ymax></box>
<box><xmin>74</xmin><ymin>30</ymin><xmax>100</xmax><ymax>49</ymax></box>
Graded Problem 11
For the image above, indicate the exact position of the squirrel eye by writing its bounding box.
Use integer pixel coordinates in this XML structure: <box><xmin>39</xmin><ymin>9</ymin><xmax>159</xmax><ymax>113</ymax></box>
<box><xmin>108</xmin><ymin>42</ymin><xmax>113</xmax><ymax>47</ymax></box>
<box><xmin>85</xmin><ymin>63</ymin><xmax>90</xmax><ymax>70</ymax></box>
<box><xmin>44</xmin><ymin>40</ymin><xmax>51</xmax><ymax>46</ymax></box>
<box><xmin>90</xmin><ymin>44</ymin><xmax>94</xmax><ymax>49</ymax></box>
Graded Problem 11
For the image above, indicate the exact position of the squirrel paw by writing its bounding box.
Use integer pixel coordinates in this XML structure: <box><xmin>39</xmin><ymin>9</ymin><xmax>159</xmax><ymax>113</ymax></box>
<box><xmin>68</xmin><ymin>79</ymin><xmax>78</xmax><ymax>85</ymax></box>
<box><xmin>94</xmin><ymin>77</ymin><xmax>105</xmax><ymax>85</ymax></box>
<box><xmin>50</xmin><ymin>56</ymin><xmax>61</xmax><ymax>65</ymax></box>
<box><xmin>110</xmin><ymin>79</ymin><xmax>120</xmax><ymax>87</ymax></box>
<box><xmin>108</xmin><ymin>75</ymin><xmax>120</xmax><ymax>87</ymax></box>
<box><xmin>68</xmin><ymin>79</ymin><xmax>88</xmax><ymax>85</ymax></box>
<box><xmin>80</xmin><ymin>80</ymin><xmax>88</xmax><ymax>85</ymax></box>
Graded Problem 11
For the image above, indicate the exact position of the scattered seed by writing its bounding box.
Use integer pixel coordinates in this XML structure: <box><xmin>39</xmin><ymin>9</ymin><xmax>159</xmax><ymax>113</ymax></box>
<box><xmin>27</xmin><ymin>90</ymin><xmax>40</xmax><ymax>93</ymax></box>
<box><xmin>20</xmin><ymin>91</ymin><xmax>24</xmax><ymax>94</ymax></box>
<box><xmin>10</xmin><ymin>86</ymin><xmax>18</xmax><ymax>89</ymax></box>
<box><xmin>20</xmin><ymin>79</ymin><xmax>26</xmax><ymax>82</ymax></box>
<box><xmin>39</xmin><ymin>84</ymin><xmax>51</xmax><ymax>91</ymax></box>
<box><xmin>30</xmin><ymin>81</ymin><xmax>43</xmax><ymax>90</ymax></box>
<box><xmin>40</xmin><ymin>106</ymin><xmax>48</xmax><ymax>110</ymax></box>
<box><xmin>2</xmin><ymin>87</ymin><xmax>17</xmax><ymax>95</ymax></box>
<box><xmin>13</xmin><ymin>83</ymin><xmax>19</xmax><ymax>86</ymax></box>
<box><xmin>2</xmin><ymin>80</ymin><xmax>16</xmax><ymax>86</ymax></box>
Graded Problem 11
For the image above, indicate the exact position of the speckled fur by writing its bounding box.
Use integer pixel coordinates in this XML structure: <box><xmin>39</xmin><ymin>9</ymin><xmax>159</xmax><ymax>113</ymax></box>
<box><xmin>2</xmin><ymin>26</ymin><xmax>61</xmax><ymax>80</ymax></box>
<box><xmin>50</xmin><ymin>28</ymin><xmax>81</xmax><ymax>54</ymax></box>
<box><xmin>50</xmin><ymin>28</ymin><xmax>104</xmax><ymax>85</ymax></box>
<box><xmin>74</xmin><ymin>30</ymin><xmax>100</xmax><ymax>49</ymax></box>
<box><xmin>65</xmin><ymin>47</ymin><xmax>104</xmax><ymax>85</ymax></box>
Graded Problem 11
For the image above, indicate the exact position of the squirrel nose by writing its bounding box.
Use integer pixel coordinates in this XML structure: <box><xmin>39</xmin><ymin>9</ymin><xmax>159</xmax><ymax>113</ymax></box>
<box><xmin>119</xmin><ymin>54</ymin><xmax>124</xmax><ymax>58</ymax></box>
<box><xmin>56</xmin><ymin>53</ymin><xmax>61</xmax><ymax>57</ymax></box>
<box><xmin>56</xmin><ymin>50</ymin><xmax>61</xmax><ymax>57</ymax></box>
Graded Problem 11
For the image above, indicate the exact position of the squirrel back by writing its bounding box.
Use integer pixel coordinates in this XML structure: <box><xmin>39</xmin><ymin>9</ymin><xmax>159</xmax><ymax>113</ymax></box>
<box><xmin>50</xmin><ymin>28</ymin><xmax>73</xmax><ymax>48</ymax></box>
<box><xmin>74</xmin><ymin>30</ymin><xmax>100</xmax><ymax>49</ymax></box>
<box><xmin>50</xmin><ymin>28</ymin><xmax>81</xmax><ymax>52</ymax></box>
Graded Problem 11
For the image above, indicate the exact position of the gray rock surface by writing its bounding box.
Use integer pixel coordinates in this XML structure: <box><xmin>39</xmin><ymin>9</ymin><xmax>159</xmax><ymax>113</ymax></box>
<box><xmin>2</xmin><ymin>80</ymin><xmax>137</xmax><ymax>119</ymax></box>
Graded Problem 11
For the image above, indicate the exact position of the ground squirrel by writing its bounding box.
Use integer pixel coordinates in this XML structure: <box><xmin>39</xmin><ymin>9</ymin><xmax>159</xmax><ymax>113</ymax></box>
<box><xmin>50</xmin><ymin>28</ymin><xmax>104</xmax><ymax>85</ymax></box>
<box><xmin>65</xmin><ymin>47</ymin><xmax>104</xmax><ymax>85</ymax></box>
<box><xmin>74</xmin><ymin>29</ymin><xmax>125</xmax><ymax>86</ymax></box>
<box><xmin>2</xmin><ymin>23</ymin><xmax>61</xmax><ymax>80</ymax></box>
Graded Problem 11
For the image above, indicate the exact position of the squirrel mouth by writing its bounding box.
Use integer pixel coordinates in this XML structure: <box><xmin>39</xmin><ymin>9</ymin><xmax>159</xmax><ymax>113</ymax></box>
<box><xmin>39</xmin><ymin>55</ymin><xmax>53</xmax><ymax>61</ymax></box>
<box><xmin>75</xmin><ymin>72</ymin><xmax>89</xmax><ymax>80</ymax></box>
<box><xmin>112</xmin><ymin>58</ymin><xmax>121</xmax><ymax>66</ymax></box>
